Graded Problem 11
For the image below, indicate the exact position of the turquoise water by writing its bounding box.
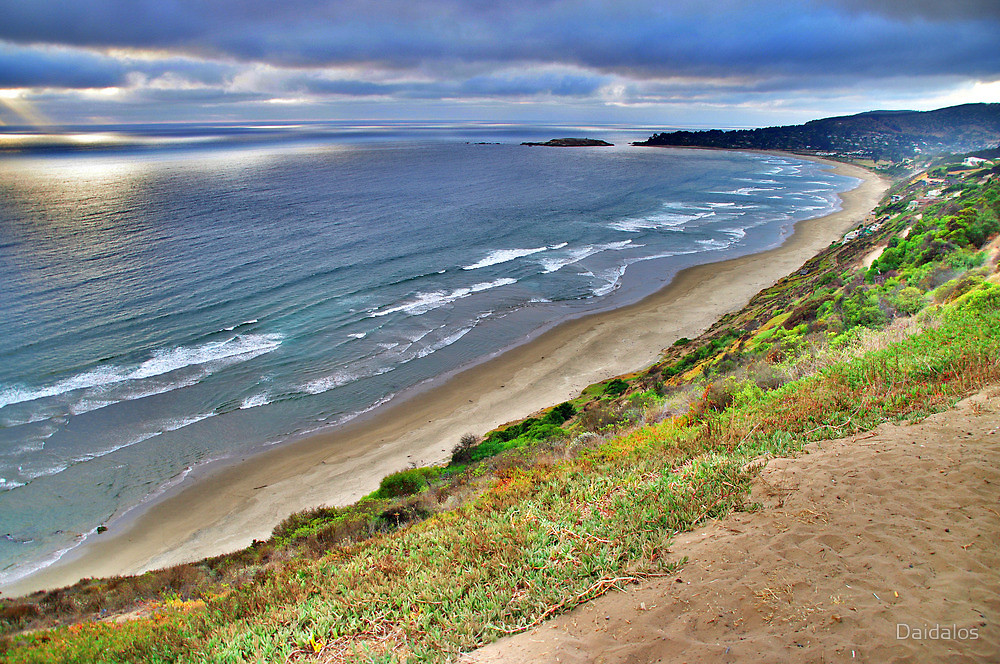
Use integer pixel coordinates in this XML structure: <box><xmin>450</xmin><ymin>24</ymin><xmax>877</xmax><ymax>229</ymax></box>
<box><xmin>0</xmin><ymin>123</ymin><xmax>856</xmax><ymax>585</ymax></box>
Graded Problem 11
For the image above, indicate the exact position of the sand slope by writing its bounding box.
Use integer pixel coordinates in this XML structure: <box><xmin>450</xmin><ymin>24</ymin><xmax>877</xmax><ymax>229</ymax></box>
<box><xmin>468</xmin><ymin>387</ymin><xmax>1000</xmax><ymax>663</ymax></box>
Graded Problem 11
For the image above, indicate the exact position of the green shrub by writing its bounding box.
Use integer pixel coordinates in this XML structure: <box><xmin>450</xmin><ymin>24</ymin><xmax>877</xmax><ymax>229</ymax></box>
<box><xmin>375</xmin><ymin>467</ymin><xmax>438</xmax><ymax>499</ymax></box>
<box><xmin>544</xmin><ymin>402</ymin><xmax>576</xmax><ymax>424</ymax></box>
<box><xmin>887</xmin><ymin>285</ymin><xmax>929</xmax><ymax>315</ymax></box>
<box><xmin>837</xmin><ymin>287</ymin><xmax>887</xmax><ymax>328</ymax></box>
<box><xmin>466</xmin><ymin>419</ymin><xmax>568</xmax><ymax>462</ymax></box>
<box><xmin>450</xmin><ymin>433</ymin><xmax>479</xmax><ymax>465</ymax></box>
<box><xmin>661</xmin><ymin>331</ymin><xmax>740</xmax><ymax>377</ymax></box>
<box><xmin>604</xmin><ymin>378</ymin><xmax>628</xmax><ymax>396</ymax></box>
<box><xmin>933</xmin><ymin>273</ymin><xmax>985</xmax><ymax>303</ymax></box>
<box><xmin>464</xmin><ymin>439</ymin><xmax>502</xmax><ymax>461</ymax></box>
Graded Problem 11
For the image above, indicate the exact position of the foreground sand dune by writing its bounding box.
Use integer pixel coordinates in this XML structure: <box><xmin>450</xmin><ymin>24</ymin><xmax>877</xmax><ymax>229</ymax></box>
<box><xmin>469</xmin><ymin>387</ymin><xmax>1000</xmax><ymax>663</ymax></box>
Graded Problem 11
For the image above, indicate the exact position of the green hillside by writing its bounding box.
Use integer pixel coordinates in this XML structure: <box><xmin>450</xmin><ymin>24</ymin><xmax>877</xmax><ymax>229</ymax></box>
<box><xmin>635</xmin><ymin>104</ymin><xmax>1000</xmax><ymax>163</ymax></box>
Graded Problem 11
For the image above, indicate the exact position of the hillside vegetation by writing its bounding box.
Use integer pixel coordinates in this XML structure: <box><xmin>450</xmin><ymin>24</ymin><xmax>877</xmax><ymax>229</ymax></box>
<box><xmin>634</xmin><ymin>103</ymin><xmax>1000</xmax><ymax>165</ymax></box>
<box><xmin>2</xmin><ymin>156</ymin><xmax>1000</xmax><ymax>662</ymax></box>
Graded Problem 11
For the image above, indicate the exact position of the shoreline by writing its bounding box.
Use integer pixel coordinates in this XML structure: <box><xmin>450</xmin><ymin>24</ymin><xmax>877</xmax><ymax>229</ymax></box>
<box><xmin>2</xmin><ymin>157</ymin><xmax>888</xmax><ymax>598</ymax></box>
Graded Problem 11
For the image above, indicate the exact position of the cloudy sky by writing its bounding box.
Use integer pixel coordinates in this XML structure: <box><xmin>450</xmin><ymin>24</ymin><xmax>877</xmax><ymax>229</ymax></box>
<box><xmin>1</xmin><ymin>0</ymin><xmax>998</xmax><ymax>128</ymax></box>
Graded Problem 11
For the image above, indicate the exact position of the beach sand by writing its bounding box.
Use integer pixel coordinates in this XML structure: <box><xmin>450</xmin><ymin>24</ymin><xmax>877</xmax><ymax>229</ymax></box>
<box><xmin>3</xmin><ymin>159</ymin><xmax>887</xmax><ymax>598</ymax></box>
<box><xmin>467</xmin><ymin>386</ymin><xmax>1000</xmax><ymax>664</ymax></box>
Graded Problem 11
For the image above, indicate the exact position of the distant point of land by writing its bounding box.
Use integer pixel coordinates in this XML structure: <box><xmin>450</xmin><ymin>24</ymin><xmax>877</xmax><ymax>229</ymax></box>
<box><xmin>521</xmin><ymin>138</ymin><xmax>613</xmax><ymax>147</ymax></box>
<box><xmin>631</xmin><ymin>103</ymin><xmax>1000</xmax><ymax>164</ymax></box>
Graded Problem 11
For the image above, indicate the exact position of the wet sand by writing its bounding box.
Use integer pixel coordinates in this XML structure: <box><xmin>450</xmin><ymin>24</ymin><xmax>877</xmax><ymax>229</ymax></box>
<box><xmin>3</xmin><ymin>159</ymin><xmax>887</xmax><ymax>598</ymax></box>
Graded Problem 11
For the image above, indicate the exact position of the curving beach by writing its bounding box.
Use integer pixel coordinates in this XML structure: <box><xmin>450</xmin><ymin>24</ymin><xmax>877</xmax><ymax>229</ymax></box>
<box><xmin>3</xmin><ymin>157</ymin><xmax>888</xmax><ymax>598</ymax></box>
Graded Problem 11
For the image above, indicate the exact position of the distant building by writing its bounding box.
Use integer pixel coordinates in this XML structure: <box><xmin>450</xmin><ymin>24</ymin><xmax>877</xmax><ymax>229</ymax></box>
<box><xmin>963</xmin><ymin>156</ymin><xmax>990</xmax><ymax>168</ymax></box>
<box><xmin>908</xmin><ymin>197</ymin><xmax>937</xmax><ymax>210</ymax></box>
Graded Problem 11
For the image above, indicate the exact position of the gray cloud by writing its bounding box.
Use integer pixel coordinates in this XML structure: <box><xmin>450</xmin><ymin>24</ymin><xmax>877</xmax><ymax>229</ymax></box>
<box><xmin>0</xmin><ymin>43</ymin><xmax>127</xmax><ymax>88</ymax></box>
<box><xmin>0</xmin><ymin>42</ymin><xmax>237</xmax><ymax>89</ymax></box>
<box><xmin>828</xmin><ymin>0</ymin><xmax>1000</xmax><ymax>20</ymax></box>
<box><xmin>0</xmin><ymin>0</ymin><xmax>996</xmax><ymax>125</ymax></box>
<box><xmin>1</xmin><ymin>0</ymin><xmax>996</xmax><ymax>80</ymax></box>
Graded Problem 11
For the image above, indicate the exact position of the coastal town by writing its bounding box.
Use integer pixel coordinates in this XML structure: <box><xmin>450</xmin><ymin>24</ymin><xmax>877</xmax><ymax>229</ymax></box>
<box><xmin>843</xmin><ymin>153</ymin><xmax>998</xmax><ymax>245</ymax></box>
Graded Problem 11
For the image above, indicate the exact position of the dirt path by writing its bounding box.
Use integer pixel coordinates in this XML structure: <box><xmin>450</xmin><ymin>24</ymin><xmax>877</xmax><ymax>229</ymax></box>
<box><xmin>467</xmin><ymin>387</ymin><xmax>1000</xmax><ymax>663</ymax></box>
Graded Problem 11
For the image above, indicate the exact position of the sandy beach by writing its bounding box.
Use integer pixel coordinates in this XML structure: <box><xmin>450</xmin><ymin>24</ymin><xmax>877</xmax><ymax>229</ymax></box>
<box><xmin>2</xmin><ymin>158</ymin><xmax>887</xmax><ymax>598</ymax></box>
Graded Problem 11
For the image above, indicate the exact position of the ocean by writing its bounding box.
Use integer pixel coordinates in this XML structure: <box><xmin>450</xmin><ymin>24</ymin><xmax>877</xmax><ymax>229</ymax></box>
<box><xmin>0</xmin><ymin>122</ymin><xmax>857</xmax><ymax>586</ymax></box>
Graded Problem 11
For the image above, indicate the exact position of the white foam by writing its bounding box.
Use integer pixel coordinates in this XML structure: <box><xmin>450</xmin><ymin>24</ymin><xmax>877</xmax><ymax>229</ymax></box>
<box><xmin>371</xmin><ymin>278</ymin><xmax>517</xmax><ymax>318</ymax></box>
<box><xmin>712</xmin><ymin>186</ymin><xmax>779</xmax><ymax>196</ymax></box>
<box><xmin>539</xmin><ymin>249</ymin><xmax>594</xmax><ymax>273</ymax></box>
<box><xmin>591</xmin><ymin>265</ymin><xmax>628</xmax><ymax>297</ymax></box>
<box><xmin>321</xmin><ymin>393</ymin><xmax>397</xmax><ymax>428</ymax></box>
<box><xmin>414</xmin><ymin>326</ymin><xmax>474</xmax><ymax>360</ymax></box>
<box><xmin>222</xmin><ymin>319</ymin><xmax>259</xmax><ymax>331</ymax></box>
<box><xmin>0</xmin><ymin>333</ymin><xmax>284</xmax><ymax>410</ymax></box>
<box><xmin>625</xmin><ymin>248</ymin><xmax>700</xmax><ymax>266</ymax></box>
<box><xmin>347</xmin><ymin>332</ymin><xmax>367</xmax><ymax>339</ymax></box>
<box><xmin>301</xmin><ymin>365</ymin><xmax>395</xmax><ymax>395</ymax></box>
<box><xmin>462</xmin><ymin>247</ymin><xmax>547</xmax><ymax>270</ymax></box>
<box><xmin>239</xmin><ymin>393</ymin><xmax>272</xmax><ymax>410</ymax></box>
<box><xmin>538</xmin><ymin>240</ymin><xmax>634</xmax><ymax>273</ymax></box>
<box><xmin>404</xmin><ymin>328</ymin><xmax>436</xmax><ymax>344</ymax></box>
<box><xmin>0</xmin><ymin>477</ymin><xmax>26</xmax><ymax>491</ymax></box>
<box><xmin>610</xmin><ymin>211</ymin><xmax>706</xmax><ymax>233</ymax></box>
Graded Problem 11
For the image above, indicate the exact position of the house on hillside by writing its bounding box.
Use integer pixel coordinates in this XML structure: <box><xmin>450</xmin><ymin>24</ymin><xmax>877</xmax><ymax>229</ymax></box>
<box><xmin>963</xmin><ymin>156</ymin><xmax>990</xmax><ymax>168</ymax></box>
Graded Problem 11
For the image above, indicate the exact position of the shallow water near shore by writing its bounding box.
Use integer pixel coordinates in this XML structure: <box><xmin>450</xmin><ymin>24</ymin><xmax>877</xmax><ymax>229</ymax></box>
<box><xmin>0</xmin><ymin>123</ymin><xmax>857</xmax><ymax>586</ymax></box>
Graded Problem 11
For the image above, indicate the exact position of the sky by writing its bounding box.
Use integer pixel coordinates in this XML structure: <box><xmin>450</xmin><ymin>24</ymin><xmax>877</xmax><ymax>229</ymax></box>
<box><xmin>1</xmin><ymin>0</ymin><xmax>999</xmax><ymax>129</ymax></box>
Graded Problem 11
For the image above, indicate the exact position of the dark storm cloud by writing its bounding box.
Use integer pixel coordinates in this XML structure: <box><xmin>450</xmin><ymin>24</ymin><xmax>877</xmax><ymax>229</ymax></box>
<box><xmin>1</xmin><ymin>0</ymin><xmax>997</xmax><ymax>81</ymax></box>
<box><xmin>1</xmin><ymin>0</ymin><xmax>997</xmax><ymax>124</ymax></box>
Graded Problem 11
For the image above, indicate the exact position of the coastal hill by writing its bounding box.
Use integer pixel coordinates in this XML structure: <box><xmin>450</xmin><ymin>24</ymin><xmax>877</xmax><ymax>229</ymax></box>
<box><xmin>633</xmin><ymin>103</ymin><xmax>1000</xmax><ymax>162</ymax></box>
<box><xmin>521</xmin><ymin>137</ymin><xmax>613</xmax><ymax>147</ymax></box>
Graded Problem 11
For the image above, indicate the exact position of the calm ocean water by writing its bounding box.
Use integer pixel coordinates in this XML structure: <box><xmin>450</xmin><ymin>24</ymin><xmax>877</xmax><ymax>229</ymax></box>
<box><xmin>0</xmin><ymin>123</ymin><xmax>856</xmax><ymax>585</ymax></box>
